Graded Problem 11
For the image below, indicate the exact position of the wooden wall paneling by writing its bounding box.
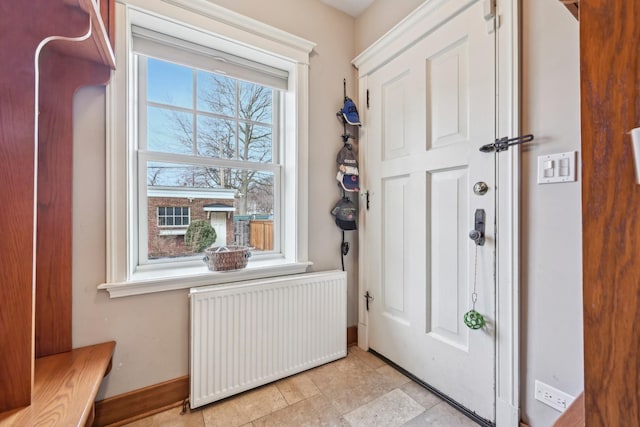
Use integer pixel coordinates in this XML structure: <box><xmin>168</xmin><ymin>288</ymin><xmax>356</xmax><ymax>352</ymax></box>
<box><xmin>0</xmin><ymin>9</ymin><xmax>39</xmax><ymax>412</ymax></box>
<box><xmin>35</xmin><ymin>48</ymin><xmax>110</xmax><ymax>357</ymax></box>
<box><xmin>0</xmin><ymin>1</ymin><xmax>88</xmax><ymax>412</ymax></box>
<box><xmin>99</xmin><ymin>0</ymin><xmax>116</xmax><ymax>50</ymax></box>
<box><xmin>580</xmin><ymin>0</ymin><xmax>640</xmax><ymax>425</ymax></box>
<box><xmin>0</xmin><ymin>0</ymin><xmax>114</xmax><ymax>413</ymax></box>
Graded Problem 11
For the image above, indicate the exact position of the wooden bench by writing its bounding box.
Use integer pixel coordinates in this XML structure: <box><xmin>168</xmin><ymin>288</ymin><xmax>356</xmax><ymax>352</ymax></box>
<box><xmin>0</xmin><ymin>341</ymin><xmax>115</xmax><ymax>426</ymax></box>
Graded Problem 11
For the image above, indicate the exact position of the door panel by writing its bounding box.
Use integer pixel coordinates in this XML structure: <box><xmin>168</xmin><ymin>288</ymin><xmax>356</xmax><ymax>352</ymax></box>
<box><xmin>428</xmin><ymin>38</ymin><xmax>469</xmax><ymax>147</ymax></box>
<box><xmin>382</xmin><ymin>71</ymin><xmax>411</xmax><ymax>160</ymax></box>
<box><xmin>429</xmin><ymin>167</ymin><xmax>469</xmax><ymax>348</ymax></box>
<box><xmin>382</xmin><ymin>175</ymin><xmax>410</xmax><ymax>319</ymax></box>
<box><xmin>364</xmin><ymin>1</ymin><xmax>496</xmax><ymax>421</ymax></box>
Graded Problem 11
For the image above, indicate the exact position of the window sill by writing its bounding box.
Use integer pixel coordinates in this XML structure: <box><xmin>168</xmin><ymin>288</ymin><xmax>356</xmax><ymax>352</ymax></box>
<box><xmin>98</xmin><ymin>259</ymin><xmax>312</xmax><ymax>298</ymax></box>
<box><xmin>158</xmin><ymin>228</ymin><xmax>188</xmax><ymax>236</ymax></box>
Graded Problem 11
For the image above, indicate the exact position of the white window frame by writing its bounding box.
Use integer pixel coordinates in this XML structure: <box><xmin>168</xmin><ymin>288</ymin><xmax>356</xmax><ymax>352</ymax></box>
<box><xmin>100</xmin><ymin>0</ymin><xmax>315</xmax><ymax>298</ymax></box>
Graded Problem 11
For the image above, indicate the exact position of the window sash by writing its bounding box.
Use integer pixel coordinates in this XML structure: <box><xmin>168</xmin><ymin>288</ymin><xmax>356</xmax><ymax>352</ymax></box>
<box><xmin>136</xmin><ymin>55</ymin><xmax>280</xmax><ymax>164</ymax></box>
<box><xmin>132</xmin><ymin>26</ymin><xmax>289</xmax><ymax>91</ymax></box>
<box><xmin>138</xmin><ymin>168</ymin><xmax>282</xmax><ymax>265</ymax></box>
<box><xmin>137</xmin><ymin>156</ymin><xmax>282</xmax><ymax>265</ymax></box>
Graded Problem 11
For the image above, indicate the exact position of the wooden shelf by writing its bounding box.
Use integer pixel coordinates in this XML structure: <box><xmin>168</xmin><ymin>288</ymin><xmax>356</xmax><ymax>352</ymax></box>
<box><xmin>53</xmin><ymin>0</ymin><xmax>116</xmax><ymax>68</ymax></box>
<box><xmin>0</xmin><ymin>342</ymin><xmax>116</xmax><ymax>426</ymax></box>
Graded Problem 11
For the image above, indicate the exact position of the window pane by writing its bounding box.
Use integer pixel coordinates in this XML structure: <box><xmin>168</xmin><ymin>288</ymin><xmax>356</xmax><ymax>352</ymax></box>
<box><xmin>238</xmin><ymin>123</ymin><xmax>272</xmax><ymax>163</ymax></box>
<box><xmin>234</xmin><ymin>171</ymin><xmax>275</xmax><ymax>253</ymax></box>
<box><xmin>197</xmin><ymin>71</ymin><xmax>236</xmax><ymax>117</ymax></box>
<box><xmin>241</xmin><ymin>171</ymin><xmax>274</xmax><ymax>216</ymax></box>
<box><xmin>239</xmin><ymin>81</ymin><xmax>272</xmax><ymax>124</ymax></box>
<box><xmin>197</xmin><ymin>115</ymin><xmax>236</xmax><ymax>159</ymax></box>
<box><xmin>147</xmin><ymin>107</ymin><xmax>193</xmax><ymax>154</ymax></box>
<box><xmin>147</xmin><ymin>58</ymin><xmax>193</xmax><ymax>109</ymax></box>
<box><xmin>148</xmin><ymin>162</ymin><xmax>192</xmax><ymax>186</ymax></box>
<box><xmin>146</xmin><ymin>162</ymin><xmax>274</xmax><ymax>260</ymax></box>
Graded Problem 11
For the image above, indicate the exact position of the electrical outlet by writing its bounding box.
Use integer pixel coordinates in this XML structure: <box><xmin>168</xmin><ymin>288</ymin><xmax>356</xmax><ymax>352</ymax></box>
<box><xmin>535</xmin><ymin>380</ymin><xmax>576</xmax><ymax>412</ymax></box>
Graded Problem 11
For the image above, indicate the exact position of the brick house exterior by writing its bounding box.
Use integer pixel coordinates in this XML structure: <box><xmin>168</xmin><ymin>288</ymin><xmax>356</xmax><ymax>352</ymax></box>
<box><xmin>147</xmin><ymin>187</ymin><xmax>236</xmax><ymax>259</ymax></box>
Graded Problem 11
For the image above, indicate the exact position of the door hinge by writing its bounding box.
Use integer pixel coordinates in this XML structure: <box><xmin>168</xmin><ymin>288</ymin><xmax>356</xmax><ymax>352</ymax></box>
<box><xmin>483</xmin><ymin>0</ymin><xmax>497</xmax><ymax>33</ymax></box>
<box><xmin>364</xmin><ymin>291</ymin><xmax>374</xmax><ymax>311</ymax></box>
<box><xmin>366</xmin><ymin>89</ymin><xmax>370</xmax><ymax>109</ymax></box>
<box><xmin>362</xmin><ymin>191</ymin><xmax>370</xmax><ymax>211</ymax></box>
<box><xmin>483</xmin><ymin>0</ymin><xmax>496</xmax><ymax>20</ymax></box>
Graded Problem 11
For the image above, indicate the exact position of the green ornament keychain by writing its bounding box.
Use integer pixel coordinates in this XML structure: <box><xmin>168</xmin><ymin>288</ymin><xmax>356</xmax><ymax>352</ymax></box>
<box><xmin>464</xmin><ymin>243</ymin><xmax>485</xmax><ymax>330</ymax></box>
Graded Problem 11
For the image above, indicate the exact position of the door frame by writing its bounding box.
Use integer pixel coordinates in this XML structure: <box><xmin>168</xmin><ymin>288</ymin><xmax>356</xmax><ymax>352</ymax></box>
<box><xmin>352</xmin><ymin>0</ymin><xmax>521</xmax><ymax>425</ymax></box>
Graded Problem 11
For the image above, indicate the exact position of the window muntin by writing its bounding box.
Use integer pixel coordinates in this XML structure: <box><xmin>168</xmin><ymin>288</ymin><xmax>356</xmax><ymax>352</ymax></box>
<box><xmin>137</xmin><ymin>54</ymin><xmax>279</xmax><ymax>266</ymax></box>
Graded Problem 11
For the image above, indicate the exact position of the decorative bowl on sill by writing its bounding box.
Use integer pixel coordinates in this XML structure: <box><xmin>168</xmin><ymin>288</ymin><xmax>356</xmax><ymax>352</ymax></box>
<box><xmin>203</xmin><ymin>245</ymin><xmax>252</xmax><ymax>271</ymax></box>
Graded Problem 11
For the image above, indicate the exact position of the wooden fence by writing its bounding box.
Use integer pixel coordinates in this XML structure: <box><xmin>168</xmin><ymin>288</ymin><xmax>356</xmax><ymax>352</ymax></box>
<box><xmin>249</xmin><ymin>220</ymin><xmax>273</xmax><ymax>251</ymax></box>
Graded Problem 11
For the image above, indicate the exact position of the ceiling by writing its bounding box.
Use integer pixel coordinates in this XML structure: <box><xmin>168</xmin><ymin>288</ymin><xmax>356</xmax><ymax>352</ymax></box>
<box><xmin>319</xmin><ymin>0</ymin><xmax>375</xmax><ymax>17</ymax></box>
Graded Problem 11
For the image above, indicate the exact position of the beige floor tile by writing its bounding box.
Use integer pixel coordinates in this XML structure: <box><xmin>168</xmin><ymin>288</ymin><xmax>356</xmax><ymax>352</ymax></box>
<box><xmin>253</xmin><ymin>394</ymin><xmax>344</xmax><ymax>427</ymax></box>
<box><xmin>349</xmin><ymin>346</ymin><xmax>386</xmax><ymax>369</ymax></box>
<box><xmin>202</xmin><ymin>398</ymin><xmax>252</xmax><ymax>427</ymax></box>
<box><xmin>400</xmin><ymin>382</ymin><xmax>442</xmax><ymax>410</ymax></box>
<box><xmin>402</xmin><ymin>401</ymin><xmax>481</xmax><ymax>427</ymax></box>
<box><xmin>309</xmin><ymin>355</ymin><xmax>415</xmax><ymax>415</ymax></box>
<box><xmin>276</xmin><ymin>373</ymin><xmax>321</xmax><ymax>405</ymax></box>
<box><xmin>124</xmin><ymin>405</ymin><xmax>205</xmax><ymax>427</ymax></box>
<box><xmin>319</xmin><ymin>377</ymin><xmax>389</xmax><ymax>415</ymax></box>
<box><xmin>202</xmin><ymin>385</ymin><xmax>288</xmax><ymax>427</ymax></box>
<box><xmin>235</xmin><ymin>384</ymin><xmax>288</xmax><ymax>420</ymax></box>
<box><xmin>306</xmin><ymin>354</ymin><xmax>374</xmax><ymax>395</ymax></box>
<box><xmin>344</xmin><ymin>389</ymin><xmax>425</xmax><ymax>427</ymax></box>
<box><xmin>374</xmin><ymin>365</ymin><xmax>412</xmax><ymax>389</ymax></box>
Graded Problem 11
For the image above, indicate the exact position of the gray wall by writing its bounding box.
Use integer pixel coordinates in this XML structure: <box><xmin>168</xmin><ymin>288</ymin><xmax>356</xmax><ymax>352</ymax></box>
<box><xmin>521</xmin><ymin>0</ymin><xmax>583</xmax><ymax>425</ymax></box>
<box><xmin>354</xmin><ymin>0</ymin><xmax>584</xmax><ymax>426</ymax></box>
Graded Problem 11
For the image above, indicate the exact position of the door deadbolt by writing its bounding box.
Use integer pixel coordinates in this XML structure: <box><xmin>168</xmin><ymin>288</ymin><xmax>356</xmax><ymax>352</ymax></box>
<box><xmin>473</xmin><ymin>181</ymin><xmax>489</xmax><ymax>195</ymax></box>
<box><xmin>469</xmin><ymin>209</ymin><xmax>485</xmax><ymax>246</ymax></box>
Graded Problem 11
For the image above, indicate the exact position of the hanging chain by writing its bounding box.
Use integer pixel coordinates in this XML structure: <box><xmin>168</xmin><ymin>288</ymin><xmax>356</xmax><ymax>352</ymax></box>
<box><xmin>471</xmin><ymin>243</ymin><xmax>479</xmax><ymax>310</ymax></box>
<box><xmin>464</xmin><ymin>241</ymin><xmax>485</xmax><ymax>330</ymax></box>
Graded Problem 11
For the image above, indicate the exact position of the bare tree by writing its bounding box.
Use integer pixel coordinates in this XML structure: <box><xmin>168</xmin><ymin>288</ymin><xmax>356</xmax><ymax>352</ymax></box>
<box><xmin>152</xmin><ymin>74</ymin><xmax>274</xmax><ymax>215</ymax></box>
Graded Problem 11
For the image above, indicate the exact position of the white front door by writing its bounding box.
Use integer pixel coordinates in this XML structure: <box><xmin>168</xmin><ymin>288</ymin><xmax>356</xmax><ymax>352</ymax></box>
<box><xmin>210</xmin><ymin>213</ymin><xmax>228</xmax><ymax>247</ymax></box>
<box><xmin>362</xmin><ymin>1</ymin><xmax>496</xmax><ymax>421</ymax></box>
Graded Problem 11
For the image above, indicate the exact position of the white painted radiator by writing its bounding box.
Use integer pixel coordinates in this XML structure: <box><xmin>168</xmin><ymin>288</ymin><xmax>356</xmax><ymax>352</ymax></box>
<box><xmin>189</xmin><ymin>271</ymin><xmax>347</xmax><ymax>409</ymax></box>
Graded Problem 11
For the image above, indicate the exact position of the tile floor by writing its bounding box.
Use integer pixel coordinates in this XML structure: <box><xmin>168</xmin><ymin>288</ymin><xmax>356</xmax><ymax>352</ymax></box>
<box><xmin>124</xmin><ymin>346</ymin><xmax>480</xmax><ymax>427</ymax></box>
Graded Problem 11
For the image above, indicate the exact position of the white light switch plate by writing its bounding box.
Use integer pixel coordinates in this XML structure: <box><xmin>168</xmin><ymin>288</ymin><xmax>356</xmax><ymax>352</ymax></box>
<box><xmin>537</xmin><ymin>151</ymin><xmax>577</xmax><ymax>184</ymax></box>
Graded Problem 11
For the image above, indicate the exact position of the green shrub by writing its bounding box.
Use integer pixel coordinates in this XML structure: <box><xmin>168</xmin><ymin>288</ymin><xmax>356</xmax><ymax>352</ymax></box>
<box><xmin>185</xmin><ymin>219</ymin><xmax>217</xmax><ymax>252</ymax></box>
